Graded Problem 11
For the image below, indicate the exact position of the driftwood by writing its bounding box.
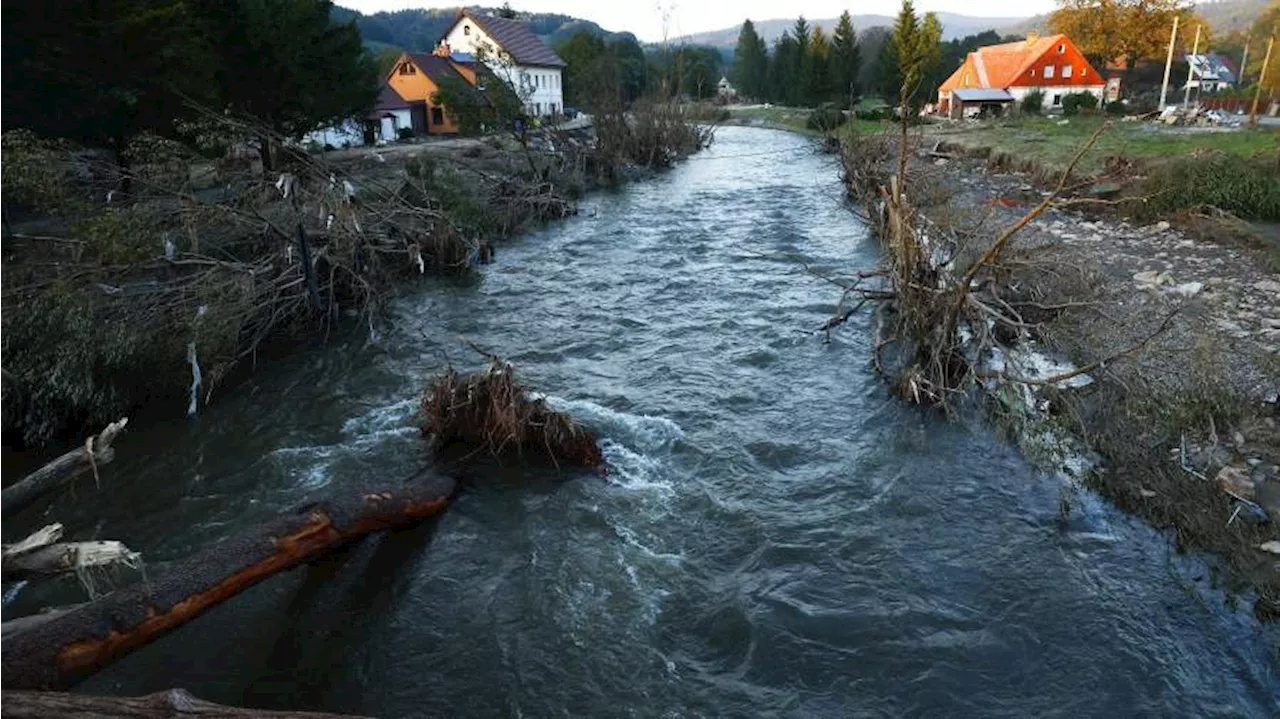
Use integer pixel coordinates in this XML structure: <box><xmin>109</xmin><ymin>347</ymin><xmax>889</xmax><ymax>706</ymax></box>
<box><xmin>1</xmin><ymin>689</ymin><xmax>365</xmax><ymax>718</ymax></box>
<box><xmin>2</xmin><ymin>523</ymin><xmax>141</xmax><ymax>583</ymax></box>
<box><xmin>1</xmin><ymin>418</ymin><xmax>129</xmax><ymax>516</ymax></box>
<box><xmin>2</xmin><ymin>473</ymin><xmax>456</xmax><ymax>690</ymax></box>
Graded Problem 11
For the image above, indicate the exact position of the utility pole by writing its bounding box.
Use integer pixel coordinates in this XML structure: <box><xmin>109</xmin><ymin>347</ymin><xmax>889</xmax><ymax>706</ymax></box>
<box><xmin>1182</xmin><ymin>24</ymin><xmax>1201</xmax><ymax>109</ymax></box>
<box><xmin>1248</xmin><ymin>34</ymin><xmax>1275</xmax><ymax>129</ymax></box>
<box><xmin>1159</xmin><ymin>15</ymin><xmax>1179</xmax><ymax>110</ymax></box>
<box><xmin>1240</xmin><ymin>39</ymin><xmax>1250</xmax><ymax>87</ymax></box>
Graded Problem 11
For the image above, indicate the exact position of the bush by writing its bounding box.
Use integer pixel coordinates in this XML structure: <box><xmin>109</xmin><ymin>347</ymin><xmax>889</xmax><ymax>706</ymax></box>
<box><xmin>855</xmin><ymin>106</ymin><xmax>893</xmax><ymax>121</ymax></box>
<box><xmin>1104</xmin><ymin>99</ymin><xmax>1129</xmax><ymax>116</ymax></box>
<box><xmin>1136</xmin><ymin>152</ymin><xmax>1280</xmax><ymax>221</ymax></box>
<box><xmin>1021</xmin><ymin>90</ymin><xmax>1044</xmax><ymax>115</ymax></box>
<box><xmin>807</xmin><ymin>104</ymin><xmax>847</xmax><ymax>132</ymax></box>
<box><xmin>397</xmin><ymin>126</ymin><xmax>414</xmax><ymax>141</ymax></box>
<box><xmin>1061</xmin><ymin>91</ymin><xmax>1098</xmax><ymax>116</ymax></box>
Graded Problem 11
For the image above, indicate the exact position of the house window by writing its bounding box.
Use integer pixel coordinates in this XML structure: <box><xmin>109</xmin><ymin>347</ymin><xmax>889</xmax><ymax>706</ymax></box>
<box><xmin>1062</xmin><ymin>65</ymin><xmax>1073</xmax><ymax>78</ymax></box>
<box><xmin>1052</xmin><ymin>93</ymin><xmax>1062</xmax><ymax>106</ymax></box>
<box><xmin>431</xmin><ymin>107</ymin><xmax>444</xmax><ymax>125</ymax></box>
<box><xmin>399</xmin><ymin>63</ymin><xmax>415</xmax><ymax>75</ymax></box>
<box><xmin>463</xmin><ymin>25</ymin><xmax>471</xmax><ymax>36</ymax></box>
<box><xmin>1030</xmin><ymin>69</ymin><xmax>1036</xmax><ymax>76</ymax></box>
<box><xmin>1058</xmin><ymin>44</ymin><xmax>1065</xmax><ymax>53</ymax></box>
<box><xmin>1044</xmin><ymin>65</ymin><xmax>1054</xmax><ymax>79</ymax></box>
<box><xmin>535</xmin><ymin>102</ymin><xmax>541</xmax><ymax>115</ymax></box>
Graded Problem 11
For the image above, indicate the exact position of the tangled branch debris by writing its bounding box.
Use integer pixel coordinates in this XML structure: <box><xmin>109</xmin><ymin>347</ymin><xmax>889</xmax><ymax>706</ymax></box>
<box><xmin>419</xmin><ymin>348</ymin><xmax>604</xmax><ymax>470</ymax></box>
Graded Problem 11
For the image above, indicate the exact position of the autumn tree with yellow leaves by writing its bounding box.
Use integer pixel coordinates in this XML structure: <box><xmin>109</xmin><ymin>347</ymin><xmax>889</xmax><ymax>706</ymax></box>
<box><xmin>1049</xmin><ymin>0</ymin><xmax>1205</xmax><ymax>71</ymax></box>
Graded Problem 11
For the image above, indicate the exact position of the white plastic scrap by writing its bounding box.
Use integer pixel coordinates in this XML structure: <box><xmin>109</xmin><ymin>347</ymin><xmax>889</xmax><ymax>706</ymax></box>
<box><xmin>409</xmin><ymin>244</ymin><xmax>425</xmax><ymax>274</ymax></box>
<box><xmin>274</xmin><ymin>173</ymin><xmax>296</xmax><ymax>199</ymax></box>
<box><xmin>186</xmin><ymin>341</ymin><xmax>202</xmax><ymax>417</ymax></box>
<box><xmin>164</xmin><ymin>236</ymin><xmax>177</xmax><ymax>260</ymax></box>
<box><xmin>343</xmin><ymin>180</ymin><xmax>357</xmax><ymax>202</ymax></box>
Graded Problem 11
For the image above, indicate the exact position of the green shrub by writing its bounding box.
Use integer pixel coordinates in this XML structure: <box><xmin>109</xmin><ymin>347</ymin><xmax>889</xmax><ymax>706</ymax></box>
<box><xmin>807</xmin><ymin>104</ymin><xmax>847</xmax><ymax>132</ymax></box>
<box><xmin>397</xmin><ymin>126</ymin><xmax>414</xmax><ymax>141</ymax></box>
<box><xmin>1061</xmin><ymin>91</ymin><xmax>1098</xmax><ymax>116</ymax></box>
<box><xmin>1104</xmin><ymin>99</ymin><xmax>1129</xmax><ymax>116</ymax></box>
<box><xmin>1136</xmin><ymin>152</ymin><xmax>1280</xmax><ymax>221</ymax></box>
<box><xmin>1021</xmin><ymin>90</ymin><xmax>1044</xmax><ymax>115</ymax></box>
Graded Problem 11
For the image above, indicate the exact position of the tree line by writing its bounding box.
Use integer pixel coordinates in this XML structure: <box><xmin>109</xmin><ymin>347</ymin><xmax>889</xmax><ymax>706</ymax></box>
<box><xmin>727</xmin><ymin>9</ymin><xmax>1024</xmax><ymax>109</ymax></box>
<box><xmin>3</xmin><ymin>0</ymin><xmax>376</xmax><ymax>158</ymax></box>
<box><xmin>554</xmin><ymin>32</ymin><xmax>728</xmax><ymax>111</ymax></box>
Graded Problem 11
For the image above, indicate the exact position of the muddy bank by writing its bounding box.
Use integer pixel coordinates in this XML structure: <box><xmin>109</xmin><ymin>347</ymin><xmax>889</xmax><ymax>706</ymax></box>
<box><xmin>840</xmin><ymin>128</ymin><xmax>1280</xmax><ymax>617</ymax></box>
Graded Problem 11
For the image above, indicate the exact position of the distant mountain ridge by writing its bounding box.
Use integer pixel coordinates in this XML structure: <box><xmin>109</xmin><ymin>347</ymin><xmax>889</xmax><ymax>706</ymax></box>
<box><xmin>675</xmin><ymin>12</ymin><xmax>1031</xmax><ymax>49</ymax></box>
<box><xmin>332</xmin><ymin>5</ymin><xmax>636</xmax><ymax>53</ymax></box>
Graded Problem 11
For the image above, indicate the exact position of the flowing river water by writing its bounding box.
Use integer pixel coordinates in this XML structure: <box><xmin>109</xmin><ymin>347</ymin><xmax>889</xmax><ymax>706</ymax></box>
<box><xmin>9</xmin><ymin>127</ymin><xmax>1280</xmax><ymax>715</ymax></box>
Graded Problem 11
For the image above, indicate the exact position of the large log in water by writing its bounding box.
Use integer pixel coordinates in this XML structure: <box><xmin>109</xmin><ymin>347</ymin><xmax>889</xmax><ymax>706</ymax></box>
<box><xmin>1</xmin><ymin>688</ymin><xmax>365</xmax><ymax>717</ymax></box>
<box><xmin>2</xmin><ymin>473</ymin><xmax>456</xmax><ymax>690</ymax></box>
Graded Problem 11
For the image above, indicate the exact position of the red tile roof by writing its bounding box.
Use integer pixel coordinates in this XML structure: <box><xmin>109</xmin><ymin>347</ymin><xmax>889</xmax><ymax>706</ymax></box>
<box><xmin>940</xmin><ymin>33</ymin><xmax>1084</xmax><ymax>93</ymax></box>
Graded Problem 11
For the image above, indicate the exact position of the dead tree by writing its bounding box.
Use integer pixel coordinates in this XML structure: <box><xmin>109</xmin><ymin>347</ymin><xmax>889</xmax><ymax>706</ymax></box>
<box><xmin>2</xmin><ymin>418</ymin><xmax>128</xmax><ymax>516</ymax></box>
<box><xmin>2</xmin><ymin>473</ymin><xmax>456</xmax><ymax>690</ymax></box>
<box><xmin>1</xmin><ymin>688</ymin><xmax>364</xmax><ymax>718</ymax></box>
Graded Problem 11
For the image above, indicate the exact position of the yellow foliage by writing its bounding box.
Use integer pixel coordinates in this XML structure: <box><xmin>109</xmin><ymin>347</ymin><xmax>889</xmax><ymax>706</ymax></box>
<box><xmin>1049</xmin><ymin>0</ymin><xmax>1204</xmax><ymax>68</ymax></box>
<box><xmin>1245</xmin><ymin>0</ymin><xmax>1279</xmax><ymax>92</ymax></box>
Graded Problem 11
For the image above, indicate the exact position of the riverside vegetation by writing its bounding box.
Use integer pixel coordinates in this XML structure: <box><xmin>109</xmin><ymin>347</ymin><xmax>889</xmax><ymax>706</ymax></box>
<box><xmin>826</xmin><ymin>1</ymin><xmax>1280</xmax><ymax>618</ymax></box>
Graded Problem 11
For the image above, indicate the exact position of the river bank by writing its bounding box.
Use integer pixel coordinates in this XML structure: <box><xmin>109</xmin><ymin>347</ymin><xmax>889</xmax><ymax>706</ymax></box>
<box><xmin>1</xmin><ymin>105</ymin><xmax>712</xmax><ymax>452</ymax></box>
<box><xmin>838</xmin><ymin>123</ymin><xmax>1280</xmax><ymax>617</ymax></box>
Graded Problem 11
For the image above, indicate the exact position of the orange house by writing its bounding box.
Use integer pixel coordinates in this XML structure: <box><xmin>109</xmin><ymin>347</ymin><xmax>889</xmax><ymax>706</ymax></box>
<box><xmin>385</xmin><ymin>50</ymin><xmax>480</xmax><ymax>135</ymax></box>
<box><xmin>937</xmin><ymin>33</ymin><xmax>1105</xmax><ymax>117</ymax></box>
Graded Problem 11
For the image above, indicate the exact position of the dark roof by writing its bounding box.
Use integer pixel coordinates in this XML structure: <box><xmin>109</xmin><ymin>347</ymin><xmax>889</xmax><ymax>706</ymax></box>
<box><xmin>451</xmin><ymin>11</ymin><xmax>566</xmax><ymax>68</ymax></box>
<box><xmin>407</xmin><ymin>53</ymin><xmax>472</xmax><ymax>85</ymax></box>
<box><xmin>373</xmin><ymin>84</ymin><xmax>412</xmax><ymax>111</ymax></box>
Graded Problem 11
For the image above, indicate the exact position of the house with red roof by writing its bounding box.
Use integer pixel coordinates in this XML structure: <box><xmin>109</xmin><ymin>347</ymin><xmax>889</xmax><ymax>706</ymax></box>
<box><xmin>937</xmin><ymin>32</ymin><xmax>1105</xmax><ymax>118</ymax></box>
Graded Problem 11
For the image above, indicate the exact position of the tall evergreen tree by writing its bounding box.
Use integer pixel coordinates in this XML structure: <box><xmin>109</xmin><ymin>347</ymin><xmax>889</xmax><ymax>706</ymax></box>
<box><xmin>731</xmin><ymin>20</ymin><xmax>769</xmax><ymax>100</ymax></box>
<box><xmin>793</xmin><ymin>16</ymin><xmax>812</xmax><ymax>101</ymax></box>
<box><xmin>802</xmin><ymin>25</ymin><xmax>835</xmax><ymax>105</ymax></box>
<box><xmin>831</xmin><ymin>11</ymin><xmax>861</xmax><ymax>108</ymax></box>
<box><xmin>770</xmin><ymin>32</ymin><xmax>800</xmax><ymax>104</ymax></box>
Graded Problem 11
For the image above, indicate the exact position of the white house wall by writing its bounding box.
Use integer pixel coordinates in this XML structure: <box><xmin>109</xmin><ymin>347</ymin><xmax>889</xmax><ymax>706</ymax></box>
<box><xmin>1008</xmin><ymin>85</ymin><xmax>1105</xmax><ymax>107</ymax></box>
<box><xmin>443</xmin><ymin>18</ymin><xmax>563</xmax><ymax>116</ymax></box>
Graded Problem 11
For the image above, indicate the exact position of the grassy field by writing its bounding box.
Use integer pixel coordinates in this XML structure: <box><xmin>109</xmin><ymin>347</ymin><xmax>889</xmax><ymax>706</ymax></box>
<box><xmin>923</xmin><ymin>116</ymin><xmax>1280</xmax><ymax>176</ymax></box>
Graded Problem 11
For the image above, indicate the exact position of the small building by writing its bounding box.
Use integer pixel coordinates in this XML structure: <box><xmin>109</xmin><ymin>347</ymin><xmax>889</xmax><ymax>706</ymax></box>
<box><xmin>937</xmin><ymin>32</ymin><xmax>1105</xmax><ymax>115</ymax></box>
<box><xmin>368</xmin><ymin>84</ymin><xmax>414</xmax><ymax>143</ymax></box>
<box><xmin>385</xmin><ymin>51</ymin><xmax>479</xmax><ymax>135</ymax></box>
<box><xmin>1185</xmin><ymin>53</ymin><xmax>1239</xmax><ymax>93</ymax></box>
<box><xmin>946</xmin><ymin>88</ymin><xmax>1016</xmax><ymax>119</ymax></box>
<box><xmin>717</xmin><ymin>76</ymin><xmax>737</xmax><ymax>100</ymax></box>
<box><xmin>437</xmin><ymin>10</ymin><xmax>566</xmax><ymax>117</ymax></box>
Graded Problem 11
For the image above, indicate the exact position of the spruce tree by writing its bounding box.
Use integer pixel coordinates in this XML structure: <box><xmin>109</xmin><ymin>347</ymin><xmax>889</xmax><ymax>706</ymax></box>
<box><xmin>831</xmin><ymin>11</ymin><xmax>861</xmax><ymax>109</ymax></box>
<box><xmin>731</xmin><ymin>20</ymin><xmax>768</xmax><ymax>100</ymax></box>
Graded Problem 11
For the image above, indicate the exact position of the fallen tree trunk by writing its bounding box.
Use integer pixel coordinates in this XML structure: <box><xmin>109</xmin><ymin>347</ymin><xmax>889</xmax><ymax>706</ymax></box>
<box><xmin>1</xmin><ymin>688</ymin><xmax>365</xmax><ymax>718</ymax></box>
<box><xmin>2</xmin><ymin>523</ymin><xmax>141</xmax><ymax>584</ymax></box>
<box><xmin>2</xmin><ymin>418</ymin><xmax>129</xmax><ymax>517</ymax></box>
<box><xmin>2</xmin><ymin>473</ymin><xmax>456</xmax><ymax>690</ymax></box>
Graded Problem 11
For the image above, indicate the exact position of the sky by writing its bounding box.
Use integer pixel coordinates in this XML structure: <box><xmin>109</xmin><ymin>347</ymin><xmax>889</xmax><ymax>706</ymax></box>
<box><xmin>340</xmin><ymin>1</ymin><xmax>1058</xmax><ymax>42</ymax></box>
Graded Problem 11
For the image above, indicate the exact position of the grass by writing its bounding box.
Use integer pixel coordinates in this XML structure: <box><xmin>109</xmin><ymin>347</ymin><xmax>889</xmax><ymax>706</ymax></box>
<box><xmin>724</xmin><ymin>105</ymin><xmax>886</xmax><ymax>137</ymax></box>
<box><xmin>925</xmin><ymin>115</ymin><xmax>1280</xmax><ymax>177</ymax></box>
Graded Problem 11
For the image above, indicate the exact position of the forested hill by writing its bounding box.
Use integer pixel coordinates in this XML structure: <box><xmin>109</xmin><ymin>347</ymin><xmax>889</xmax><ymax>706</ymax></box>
<box><xmin>331</xmin><ymin>5</ymin><xmax>636</xmax><ymax>52</ymax></box>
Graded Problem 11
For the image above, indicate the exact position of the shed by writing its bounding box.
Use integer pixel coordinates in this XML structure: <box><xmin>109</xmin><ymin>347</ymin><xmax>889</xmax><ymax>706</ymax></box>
<box><xmin>950</xmin><ymin>88</ymin><xmax>1015</xmax><ymax>119</ymax></box>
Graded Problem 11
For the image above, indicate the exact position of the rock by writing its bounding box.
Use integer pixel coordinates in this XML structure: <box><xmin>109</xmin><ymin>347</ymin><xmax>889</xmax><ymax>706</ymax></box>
<box><xmin>1262</xmin><ymin>318</ymin><xmax>1280</xmax><ymax>330</ymax></box>
<box><xmin>1259</xmin><ymin>541</ymin><xmax>1280</xmax><ymax>555</ymax></box>
<box><xmin>1233</xmin><ymin>430</ymin><xmax>1246</xmax><ymax>447</ymax></box>
<box><xmin>1153</xmin><ymin>220</ymin><xmax>1171</xmax><ymax>233</ymax></box>
<box><xmin>1215</xmin><ymin>465</ymin><xmax>1256</xmax><ymax>500</ymax></box>
<box><xmin>1255</xmin><ymin>279</ymin><xmax>1280</xmax><ymax>295</ymax></box>
<box><xmin>1168</xmin><ymin>282</ymin><xmax>1203</xmax><ymax>298</ymax></box>
<box><xmin>1133</xmin><ymin>270</ymin><xmax>1172</xmax><ymax>286</ymax></box>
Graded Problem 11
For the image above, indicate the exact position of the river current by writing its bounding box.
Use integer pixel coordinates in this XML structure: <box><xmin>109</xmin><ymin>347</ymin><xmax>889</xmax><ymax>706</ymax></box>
<box><xmin>12</xmin><ymin>127</ymin><xmax>1280</xmax><ymax>715</ymax></box>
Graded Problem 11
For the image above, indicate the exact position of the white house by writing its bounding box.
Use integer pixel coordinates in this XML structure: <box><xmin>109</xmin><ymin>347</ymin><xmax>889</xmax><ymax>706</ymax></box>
<box><xmin>438</xmin><ymin>10</ymin><xmax>566</xmax><ymax>117</ymax></box>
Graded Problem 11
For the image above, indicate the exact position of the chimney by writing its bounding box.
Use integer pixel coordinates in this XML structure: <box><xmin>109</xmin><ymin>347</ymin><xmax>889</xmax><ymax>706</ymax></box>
<box><xmin>1025</xmin><ymin>29</ymin><xmax>1040</xmax><ymax>46</ymax></box>
<box><xmin>435</xmin><ymin>41</ymin><xmax>451</xmax><ymax>58</ymax></box>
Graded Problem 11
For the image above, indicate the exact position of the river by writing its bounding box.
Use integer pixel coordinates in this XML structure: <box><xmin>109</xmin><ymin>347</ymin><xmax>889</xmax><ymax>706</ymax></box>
<box><xmin>9</xmin><ymin>127</ymin><xmax>1280</xmax><ymax>715</ymax></box>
